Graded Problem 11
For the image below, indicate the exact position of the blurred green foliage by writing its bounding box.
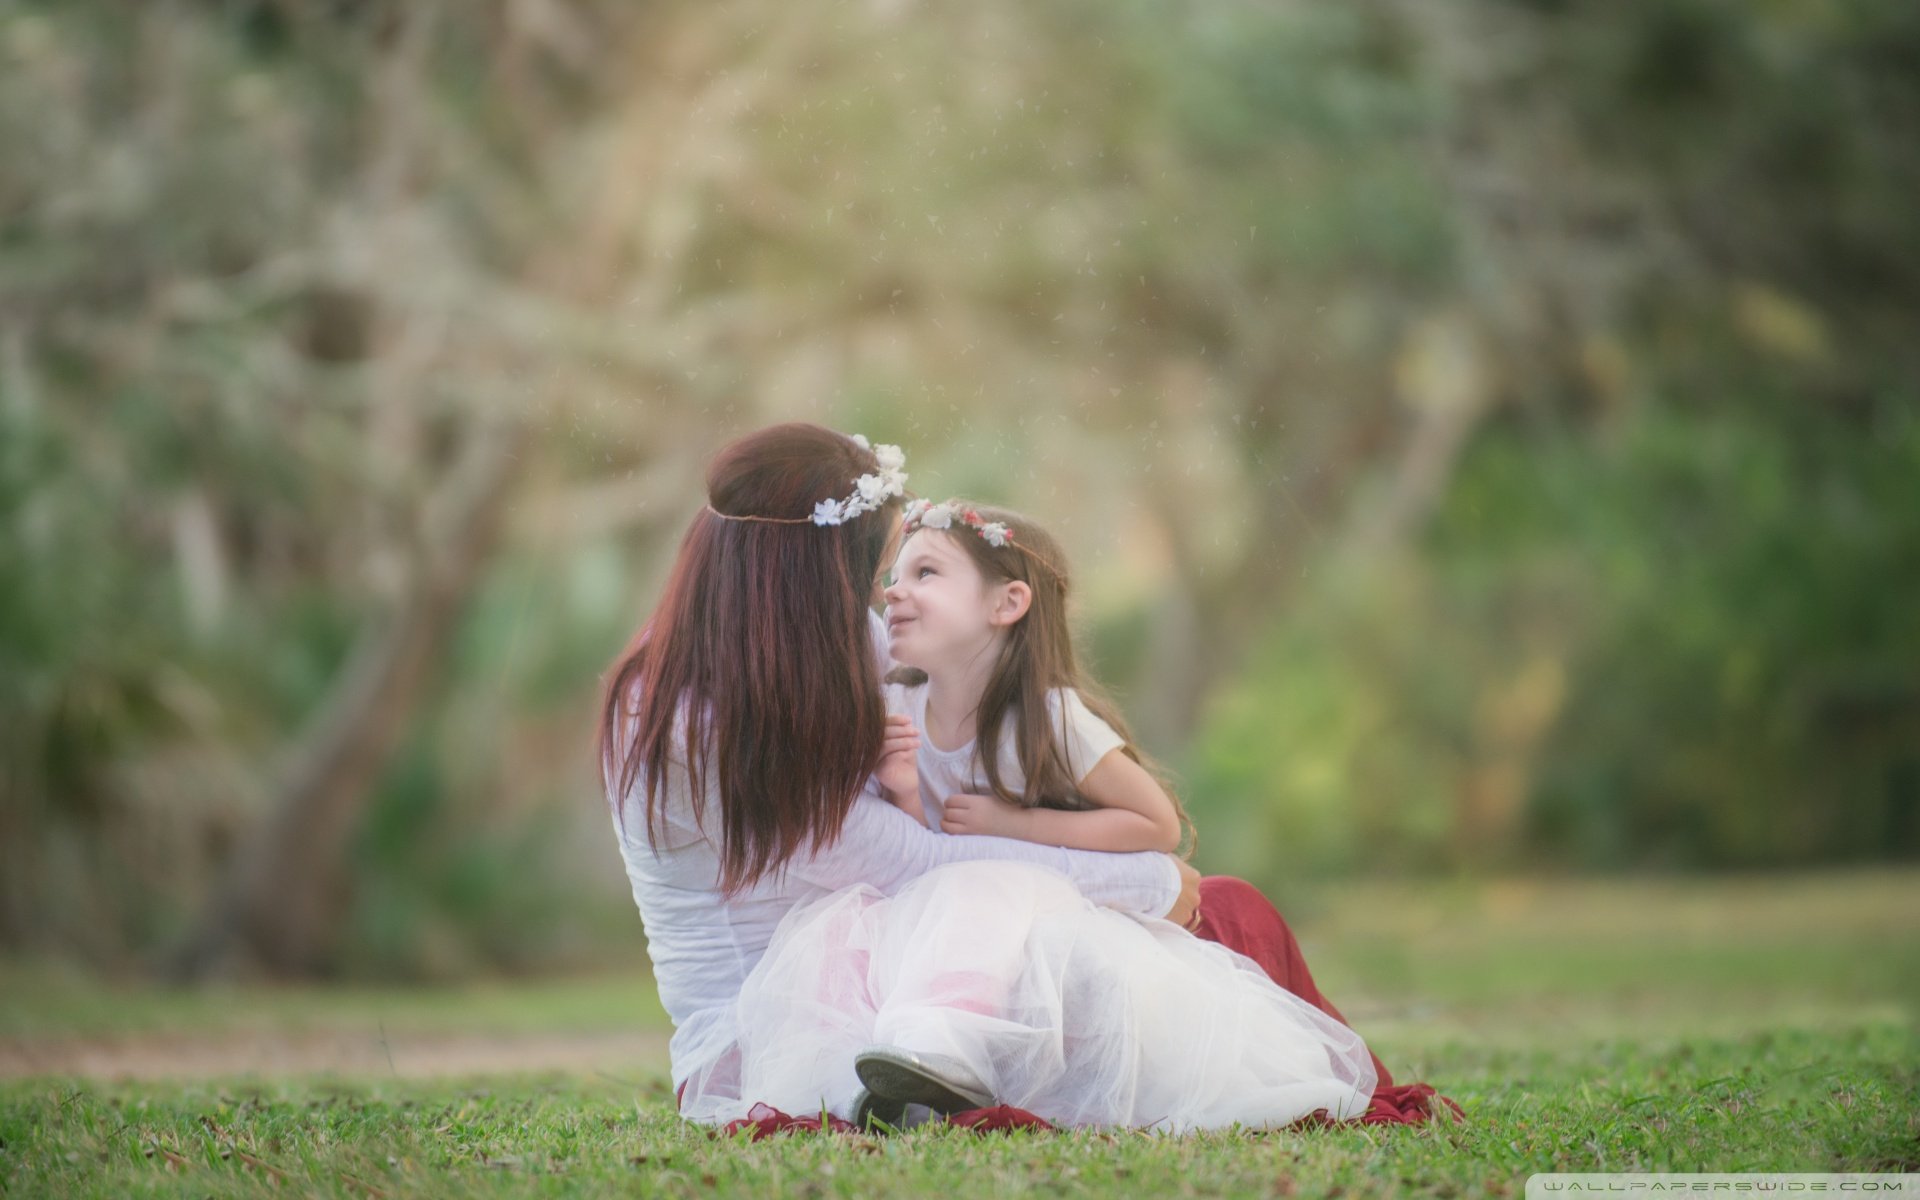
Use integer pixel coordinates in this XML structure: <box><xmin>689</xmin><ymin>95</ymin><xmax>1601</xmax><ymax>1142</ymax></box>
<box><xmin>1181</xmin><ymin>0</ymin><xmax>1920</xmax><ymax>899</ymax></box>
<box><xmin>0</xmin><ymin>0</ymin><xmax>1914</xmax><ymax>975</ymax></box>
<box><xmin>1190</xmin><ymin>397</ymin><xmax>1920</xmax><ymax>889</ymax></box>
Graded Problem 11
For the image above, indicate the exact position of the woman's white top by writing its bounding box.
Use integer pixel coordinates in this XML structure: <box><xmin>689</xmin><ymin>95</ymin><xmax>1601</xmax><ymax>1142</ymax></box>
<box><xmin>887</xmin><ymin>680</ymin><xmax>1124</xmax><ymax>830</ymax></box>
<box><xmin>608</xmin><ymin>609</ymin><xmax>1181</xmax><ymax>1093</ymax></box>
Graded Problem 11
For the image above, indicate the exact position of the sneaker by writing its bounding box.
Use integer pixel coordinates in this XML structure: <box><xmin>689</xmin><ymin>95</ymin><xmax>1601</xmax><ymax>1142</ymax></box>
<box><xmin>853</xmin><ymin>1046</ymin><xmax>994</xmax><ymax>1117</ymax></box>
<box><xmin>851</xmin><ymin>1088</ymin><xmax>938</xmax><ymax>1133</ymax></box>
<box><xmin>851</xmin><ymin>1086</ymin><xmax>902</xmax><ymax>1132</ymax></box>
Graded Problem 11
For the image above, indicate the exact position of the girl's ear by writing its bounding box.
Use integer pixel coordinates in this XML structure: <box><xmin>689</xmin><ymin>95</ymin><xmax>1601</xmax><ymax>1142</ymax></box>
<box><xmin>989</xmin><ymin>580</ymin><xmax>1032</xmax><ymax>627</ymax></box>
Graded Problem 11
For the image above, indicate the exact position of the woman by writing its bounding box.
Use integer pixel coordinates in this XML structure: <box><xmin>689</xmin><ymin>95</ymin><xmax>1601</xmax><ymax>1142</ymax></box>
<box><xmin>600</xmin><ymin>422</ymin><xmax>1451</xmax><ymax>1130</ymax></box>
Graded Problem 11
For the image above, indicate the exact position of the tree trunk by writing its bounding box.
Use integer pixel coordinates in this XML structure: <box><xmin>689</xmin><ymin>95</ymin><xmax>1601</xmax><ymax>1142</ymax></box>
<box><xmin>171</xmin><ymin>422</ymin><xmax>527</xmax><ymax>979</ymax></box>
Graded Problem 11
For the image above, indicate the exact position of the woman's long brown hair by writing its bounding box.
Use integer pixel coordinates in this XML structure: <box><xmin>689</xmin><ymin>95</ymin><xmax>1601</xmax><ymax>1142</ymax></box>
<box><xmin>598</xmin><ymin>423</ymin><xmax>902</xmax><ymax>894</ymax></box>
<box><xmin>895</xmin><ymin>501</ymin><xmax>1197</xmax><ymax>857</ymax></box>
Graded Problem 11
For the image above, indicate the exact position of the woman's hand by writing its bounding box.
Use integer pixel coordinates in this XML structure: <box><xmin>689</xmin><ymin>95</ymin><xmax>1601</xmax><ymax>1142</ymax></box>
<box><xmin>1165</xmin><ymin>856</ymin><xmax>1203</xmax><ymax>932</ymax></box>
<box><xmin>877</xmin><ymin>714</ymin><xmax>924</xmax><ymax>822</ymax></box>
<box><xmin>940</xmin><ymin>791</ymin><xmax>1029</xmax><ymax>838</ymax></box>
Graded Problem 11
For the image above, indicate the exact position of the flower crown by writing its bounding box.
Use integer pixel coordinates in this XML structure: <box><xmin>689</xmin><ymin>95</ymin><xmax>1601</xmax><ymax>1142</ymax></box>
<box><xmin>704</xmin><ymin>433</ymin><xmax>908</xmax><ymax>526</ymax></box>
<box><xmin>812</xmin><ymin>436</ymin><xmax>908</xmax><ymax>525</ymax></box>
<box><xmin>901</xmin><ymin>498</ymin><xmax>1065</xmax><ymax>581</ymax></box>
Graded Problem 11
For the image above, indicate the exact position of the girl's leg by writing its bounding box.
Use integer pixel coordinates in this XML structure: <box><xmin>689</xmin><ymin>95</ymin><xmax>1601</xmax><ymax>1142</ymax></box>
<box><xmin>1190</xmin><ymin>875</ymin><xmax>1395</xmax><ymax>1088</ymax></box>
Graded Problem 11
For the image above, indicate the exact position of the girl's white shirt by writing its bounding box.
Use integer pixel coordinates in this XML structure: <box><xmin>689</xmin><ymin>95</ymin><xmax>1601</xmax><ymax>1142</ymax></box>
<box><xmin>607</xmin><ymin>608</ymin><xmax>1181</xmax><ymax>1094</ymax></box>
<box><xmin>888</xmin><ymin>680</ymin><xmax>1124</xmax><ymax>830</ymax></box>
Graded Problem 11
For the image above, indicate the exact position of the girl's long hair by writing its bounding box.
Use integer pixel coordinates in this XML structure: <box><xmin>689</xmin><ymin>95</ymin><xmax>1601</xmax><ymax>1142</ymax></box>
<box><xmin>895</xmin><ymin>502</ymin><xmax>1197</xmax><ymax>857</ymax></box>
<box><xmin>597</xmin><ymin>423</ymin><xmax>902</xmax><ymax>894</ymax></box>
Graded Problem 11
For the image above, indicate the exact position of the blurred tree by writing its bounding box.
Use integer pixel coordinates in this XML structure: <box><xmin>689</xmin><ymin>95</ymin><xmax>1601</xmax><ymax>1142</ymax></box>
<box><xmin>1188</xmin><ymin>0</ymin><xmax>1920</xmax><ymax>885</ymax></box>
<box><xmin>2</xmin><ymin>0</ymin><xmax>1913</xmax><ymax>978</ymax></box>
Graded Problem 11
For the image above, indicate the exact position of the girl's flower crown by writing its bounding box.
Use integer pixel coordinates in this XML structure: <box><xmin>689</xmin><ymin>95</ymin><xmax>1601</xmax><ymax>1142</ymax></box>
<box><xmin>902</xmin><ymin>498</ymin><xmax>1065</xmax><ymax>582</ymax></box>
<box><xmin>704</xmin><ymin>433</ymin><xmax>908</xmax><ymax>526</ymax></box>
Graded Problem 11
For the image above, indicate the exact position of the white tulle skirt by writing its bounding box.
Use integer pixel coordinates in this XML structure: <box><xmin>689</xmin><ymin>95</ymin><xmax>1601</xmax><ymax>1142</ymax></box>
<box><xmin>680</xmin><ymin>861</ymin><xmax>1377</xmax><ymax>1132</ymax></box>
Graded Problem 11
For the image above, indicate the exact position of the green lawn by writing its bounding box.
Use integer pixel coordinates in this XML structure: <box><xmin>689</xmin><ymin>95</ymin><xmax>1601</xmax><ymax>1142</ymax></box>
<box><xmin>3</xmin><ymin>869</ymin><xmax>1916</xmax><ymax>1197</ymax></box>
<box><xmin>0</xmin><ymin>963</ymin><xmax>667</xmax><ymax>1041</ymax></box>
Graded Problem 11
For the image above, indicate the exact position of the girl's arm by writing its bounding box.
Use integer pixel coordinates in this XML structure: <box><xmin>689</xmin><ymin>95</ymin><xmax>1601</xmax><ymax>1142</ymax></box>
<box><xmin>879</xmin><ymin>781</ymin><xmax>926</xmax><ymax>826</ymax></box>
<box><xmin>874</xmin><ymin>713</ymin><xmax>926</xmax><ymax>825</ymax></box>
<box><xmin>940</xmin><ymin>748</ymin><xmax>1183</xmax><ymax>853</ymax></box>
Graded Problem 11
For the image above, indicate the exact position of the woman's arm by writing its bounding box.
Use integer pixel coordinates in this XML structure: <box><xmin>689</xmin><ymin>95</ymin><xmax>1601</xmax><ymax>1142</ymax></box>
<box><xmin>787</xmin><ymin>789</ymin><xmax>1181</xmax><ymax>918</ymax></box>
<box><xmin>939</xmin><ymin>748</ymin><xmax>1182</xmax><ymax>852</ymax></box>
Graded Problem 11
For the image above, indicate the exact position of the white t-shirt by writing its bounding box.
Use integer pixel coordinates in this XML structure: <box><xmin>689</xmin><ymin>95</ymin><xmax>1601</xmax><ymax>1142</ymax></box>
<box><xmin>608</xmin><ymin>608</ymin><xmax>1179</xmax><ymax>1098</ymax></box>
<box><xmin>887</xmin><ymin>681</ymin><xmax>1126</xmax><ymax>829</ymax></box>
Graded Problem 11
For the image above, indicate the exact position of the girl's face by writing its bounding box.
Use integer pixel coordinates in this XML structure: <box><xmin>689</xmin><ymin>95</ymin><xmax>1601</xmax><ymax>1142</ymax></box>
<box><xmin>881</xmin><ymin>529</ymin><xmax>1021</xmax><ymax>670</ymax></box>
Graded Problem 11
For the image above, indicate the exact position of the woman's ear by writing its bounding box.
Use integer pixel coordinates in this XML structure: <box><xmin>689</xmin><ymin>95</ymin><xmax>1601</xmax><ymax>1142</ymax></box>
<box><xmin>990</xmin><ymin>580</ymin><xmax>1032</xmax><ymax>626</ymax></box>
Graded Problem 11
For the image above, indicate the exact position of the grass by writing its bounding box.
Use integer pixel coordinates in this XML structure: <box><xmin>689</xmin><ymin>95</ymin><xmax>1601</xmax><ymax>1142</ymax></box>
<box><xmin>0</xmin><ymin>962</ymin><xmax>667</xmax><ymax>1041</ymax></box>
<box><xmin>3</xmin><ymin>868</ymin><xmax>1917</xmax><ymax>1197</ymax></box>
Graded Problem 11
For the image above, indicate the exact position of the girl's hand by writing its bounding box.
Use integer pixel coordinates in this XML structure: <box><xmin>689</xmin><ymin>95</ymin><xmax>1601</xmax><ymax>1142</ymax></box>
<box><xmin>940</xmin><ymin>791</ymin><xmax>1027</xmax><ymax>839</ymax></box>
<box><xmin>876</xmin><ymin>715</ymin><xmax>923</xmax><ymax>819</ymax></box>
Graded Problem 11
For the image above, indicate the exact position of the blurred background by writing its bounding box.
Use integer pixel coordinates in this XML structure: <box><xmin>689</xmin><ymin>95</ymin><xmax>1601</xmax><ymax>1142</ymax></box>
<box><xmin>1</xmin><ymin>0</ymin><xmax>1916</xmax><ymax>995</ymax></box>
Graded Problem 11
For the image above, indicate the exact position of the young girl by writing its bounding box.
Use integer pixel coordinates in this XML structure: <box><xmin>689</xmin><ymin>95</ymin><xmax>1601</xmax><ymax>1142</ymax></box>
<box><xmin>872</xmin><ymin>497</ymin><xmax>1194</xmax><ymax>858</ymax></box>
<box><xmin>728</xmin><ymin>497</ymin><xmax>1379</xmax><ymax>1132</ymax></box>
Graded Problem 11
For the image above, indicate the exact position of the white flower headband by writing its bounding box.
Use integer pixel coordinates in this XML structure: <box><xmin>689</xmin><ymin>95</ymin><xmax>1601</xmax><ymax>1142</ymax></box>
<box><xmin>813</xmin><ymin>435</ymin><xmax>908</xmax><ymax>525</ymax></box>
<box><xmin>902</xmin><ymin>497</ymin><xmax>1065</xmax><ymax>581</ymax></box>
<box><xmin>704</xmin><ymin>433</ymin><xmax>909</xmax><ymax>526</ymax></box>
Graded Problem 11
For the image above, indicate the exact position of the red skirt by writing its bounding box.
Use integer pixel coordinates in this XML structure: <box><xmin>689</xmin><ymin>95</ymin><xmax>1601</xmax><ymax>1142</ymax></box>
<box><xmin>713</xmin><ymin>875</ymin><xmax>1463</xmax><ymax>1137</ymax></box>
